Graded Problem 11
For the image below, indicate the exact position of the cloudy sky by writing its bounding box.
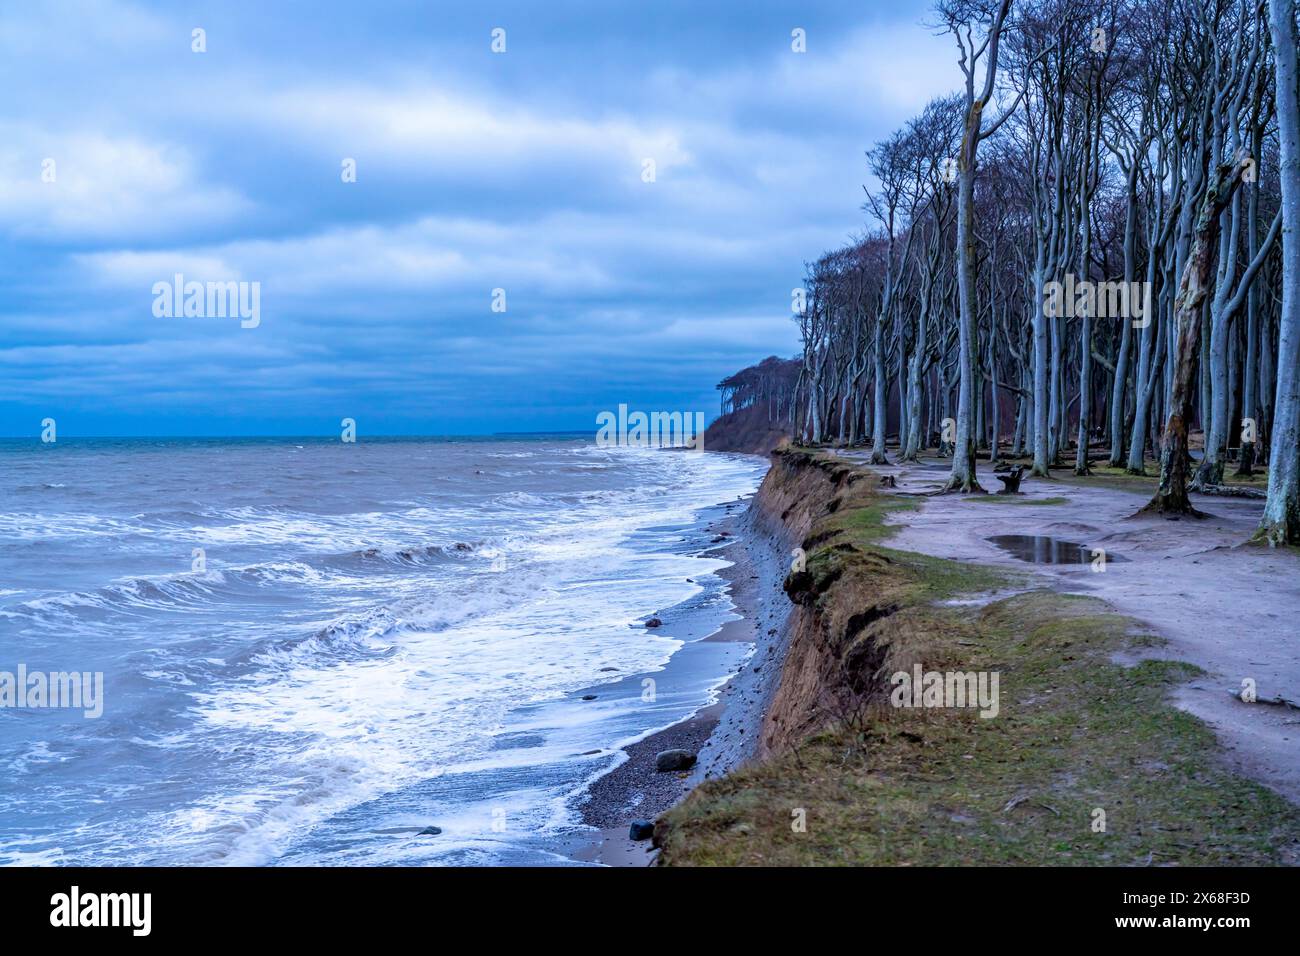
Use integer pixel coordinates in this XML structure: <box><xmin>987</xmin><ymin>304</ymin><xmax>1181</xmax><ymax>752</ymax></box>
<box><xmin>0</xmin><ymin>0</ymin><xmax>956</xmax><ymax>436</ymax></box>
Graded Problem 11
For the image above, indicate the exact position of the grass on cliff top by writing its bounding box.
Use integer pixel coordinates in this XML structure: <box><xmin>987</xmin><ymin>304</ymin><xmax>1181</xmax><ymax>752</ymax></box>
<box><xmin>656</xmin><ymin>452</ymin><xmax>1300</xmax><ymax>866</ymax></box>
<box><xmin>795</xmin><ymin>460</ymin><xmax>1013</xmax><ymax>598</ymax></box>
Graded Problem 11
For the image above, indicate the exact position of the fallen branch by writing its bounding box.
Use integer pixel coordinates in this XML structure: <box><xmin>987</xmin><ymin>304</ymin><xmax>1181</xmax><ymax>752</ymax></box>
<box><xmin>1002</xmin><ymin>794</ymin><xmax>1060</xmax><ymax>816</ymax></box>
<box><xmin>1227</xmin><ymin>690</ymin><xmax>1300</xmax><ymax>709</ymax></box>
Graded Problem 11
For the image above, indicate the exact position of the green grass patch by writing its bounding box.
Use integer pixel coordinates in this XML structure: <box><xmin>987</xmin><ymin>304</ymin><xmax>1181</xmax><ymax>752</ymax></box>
<box><xmin>800</xmin><ymin>466</ymin><xmax>1014</xmax><ymax>601</ymax></box>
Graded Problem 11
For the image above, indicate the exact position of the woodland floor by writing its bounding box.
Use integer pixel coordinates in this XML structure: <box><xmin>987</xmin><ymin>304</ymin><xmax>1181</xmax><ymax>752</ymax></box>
<box><xmin>849</xmin><ymin>449</ymin><xmax>1300</xmax><ymax>806</ymax></box>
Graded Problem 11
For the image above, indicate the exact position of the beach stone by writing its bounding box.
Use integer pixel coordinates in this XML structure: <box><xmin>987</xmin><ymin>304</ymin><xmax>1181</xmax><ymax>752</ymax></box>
<box><xmin>645</xmin><ymin>617</ymin><xmax>663</xmax><ymax>628</ymax></box>
<box><xmin>418</xmin><ymin>826</ymin><xmax>442</xmax><ymax>836</ymax></box>
<box><xmin>655</xmin><ymin>749</ymin><xmax>697</xmax><ymax>772</ymax></box>
<box><xmin>629</xmin><ymin>820</ymin><xmax>655</xmax><ymax>841</ymax></box>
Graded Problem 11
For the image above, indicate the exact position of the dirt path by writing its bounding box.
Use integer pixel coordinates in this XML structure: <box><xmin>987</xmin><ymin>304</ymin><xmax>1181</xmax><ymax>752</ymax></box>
<box><xmin>841</xmin><ymin>452</ymin><xmax>1300</xmax><ymax>805</ymax></box>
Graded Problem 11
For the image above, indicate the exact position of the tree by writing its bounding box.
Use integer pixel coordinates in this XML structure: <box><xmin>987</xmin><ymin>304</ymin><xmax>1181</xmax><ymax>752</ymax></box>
<box><xmin>1257</xmin><ymin>0</ymin><xmax>1300</xmax><ymax>544</ymax></box>
<box><xmin>937</xmin><ymin>0</ymin><xmax>1019</xmax><ymax>493</ymax></box>
<box><xmin>778</xmin><ymin>0</ymin><xmax>1292</xmax><ymax>551</ymax></box>
<box><xmin>1142</xmin><ymin>159</ymin><xmax>1251</xmax><ymax>514</ymax></box>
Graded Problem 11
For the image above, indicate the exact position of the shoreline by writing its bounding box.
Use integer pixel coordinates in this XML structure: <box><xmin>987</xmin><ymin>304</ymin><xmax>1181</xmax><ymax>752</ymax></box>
<box><xmin>564</xmin><ymin>453</ymin><xmax>789</xmax><ymax>866</ymax></box>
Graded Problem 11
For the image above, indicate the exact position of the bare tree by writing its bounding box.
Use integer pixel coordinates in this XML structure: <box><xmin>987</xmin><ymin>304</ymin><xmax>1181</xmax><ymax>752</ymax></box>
<box><xmin>1257</xmin><ymin>0</ymin><xmax>1300</xmax><ymax>543</ymax></box>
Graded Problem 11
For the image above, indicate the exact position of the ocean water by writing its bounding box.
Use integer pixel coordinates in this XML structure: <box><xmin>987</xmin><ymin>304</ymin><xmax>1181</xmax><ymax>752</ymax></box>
<box><xmin>0</xmin><ymin>437</ymin><xmax>766</xmax><ymax>866</ymax></box>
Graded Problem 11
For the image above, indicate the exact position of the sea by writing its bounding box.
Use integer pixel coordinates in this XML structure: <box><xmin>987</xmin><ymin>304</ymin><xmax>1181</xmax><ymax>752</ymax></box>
<box><xmin>0</xmin><ymin>436</ymin><xmax>766</xmax><ymax>866</ymax></box>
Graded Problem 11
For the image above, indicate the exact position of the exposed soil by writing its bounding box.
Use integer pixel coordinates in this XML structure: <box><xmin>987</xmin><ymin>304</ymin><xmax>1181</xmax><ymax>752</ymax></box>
<box><xmin>703</xmin><ymin>404</ymin><xmax>789</xmax><ymax>455</ymax></box>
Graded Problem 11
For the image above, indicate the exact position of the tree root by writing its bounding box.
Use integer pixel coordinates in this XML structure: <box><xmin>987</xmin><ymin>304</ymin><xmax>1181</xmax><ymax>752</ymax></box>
<box><xmin>1227</xmin><ymin>690</ymin><xmax>1300</xmax><ymax>709</ymax></box>
<box><xmin>1199</xmin><ymin>484</ymin><xmax>1267</xmax><ymax>499</ymax></box>
<box><xmin>1134</xmin><ymin>495</ymin><xmax>1211</xmax><ymax>519</ymax></box>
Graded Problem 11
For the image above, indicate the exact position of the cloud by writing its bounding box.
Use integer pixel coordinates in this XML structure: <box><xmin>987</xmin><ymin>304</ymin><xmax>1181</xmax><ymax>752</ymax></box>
<box><xmin>245</xmin><ymin>85</ymin><xmax>695</xmax><ymax>178</ymax></box>
<box><xmin>0</xmin><ymin>128</ymin><xmax>253</xmax><ymax>240</ymax></box>
<box><xmin>0</xmin><ymin>0</ymin><xmax>951</xmax><ymax>435</ymax></box>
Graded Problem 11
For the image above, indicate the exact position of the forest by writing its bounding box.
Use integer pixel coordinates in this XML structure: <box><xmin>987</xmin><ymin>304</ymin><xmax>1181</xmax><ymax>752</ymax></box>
<box><xmin>742</xmin><ymin>0</ymin><xmax>1300</xmax><ymax>545</ymax></box>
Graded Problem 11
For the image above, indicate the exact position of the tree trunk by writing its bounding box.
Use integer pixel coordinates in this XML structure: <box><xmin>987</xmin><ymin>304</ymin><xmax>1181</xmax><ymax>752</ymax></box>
<box><xmin>1031</xmin><ymin>256</ymin><xmax>1051</xmax><ymax>476</ymax></box>
<box><xmin>1141</xmin><ymin>160</ymin><xmax>1249</xmax><ymax>516</ymax></box>
<box><xmin>1110</xmin><ymin>159</ymin><xmax>1140</xmax><ymax>466</ymax></box>
<box><xmin>945</xmin><ymin>139</ymin><xmax>985</xmax><ymax>493</ymax></box>
<box><xmin>869</xmin><ymin>319</ymin><xmax>889</xmax><ymax>462</ymax></box>
<box><xmin>1256</xmin><ymin>0</ymin><xmax>1300</xmax><ymax>544</ymax></box>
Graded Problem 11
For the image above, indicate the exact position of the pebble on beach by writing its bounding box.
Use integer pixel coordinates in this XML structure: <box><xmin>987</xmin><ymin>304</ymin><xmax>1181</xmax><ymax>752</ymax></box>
<box><xmin>629</xmin><ymin>820</ymin><xmax>655</xmax><ymax>841</ymax></box>
<box><xmin>654</xmin><ymin>749</ymin><xmax>697</xmax><ymax>772</ymax></box>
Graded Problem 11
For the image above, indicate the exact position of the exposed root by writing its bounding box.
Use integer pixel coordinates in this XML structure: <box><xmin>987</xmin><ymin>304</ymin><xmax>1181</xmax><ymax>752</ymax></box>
<box><xmin>1133</xmin><ymin>500</ymin><xmax>1211</xmax><ymax>520</ymax></box>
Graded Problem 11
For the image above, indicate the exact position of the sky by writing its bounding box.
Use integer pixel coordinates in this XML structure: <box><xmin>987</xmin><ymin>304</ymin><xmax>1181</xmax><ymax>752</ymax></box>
<box><xmin>0</xmin><ymin>0</ymin><xmax>958</xmax><ymax>437</ymax></box>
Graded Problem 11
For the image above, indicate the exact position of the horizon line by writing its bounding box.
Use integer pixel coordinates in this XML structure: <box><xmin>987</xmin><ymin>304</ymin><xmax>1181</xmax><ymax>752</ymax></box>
<box><xmin>0</xmin><ymin>430</ymin><xmax>597</xmax><ymax>441</ymax></box>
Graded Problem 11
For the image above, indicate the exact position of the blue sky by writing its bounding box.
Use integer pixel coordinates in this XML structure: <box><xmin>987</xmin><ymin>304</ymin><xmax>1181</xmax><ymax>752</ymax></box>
<box><xmin>0</xmin><ymin>0</ymin><xmax>956</xmax><ymax>436</ymax></box>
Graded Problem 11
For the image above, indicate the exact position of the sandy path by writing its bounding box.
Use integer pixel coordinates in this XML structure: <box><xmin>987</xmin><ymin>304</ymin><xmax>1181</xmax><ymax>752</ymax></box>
<box><xmin>841</xmin><ymin>452</ymin><xmax>1300</xmax><ymax>805</ymax></box>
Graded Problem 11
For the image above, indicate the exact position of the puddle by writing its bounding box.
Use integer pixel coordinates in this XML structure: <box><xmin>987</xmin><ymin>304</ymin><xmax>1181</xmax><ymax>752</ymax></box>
<box><xmin>987</xmin><ymin>534</ymin><xmax>1128</xmax><ymax>565</ymax></box>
